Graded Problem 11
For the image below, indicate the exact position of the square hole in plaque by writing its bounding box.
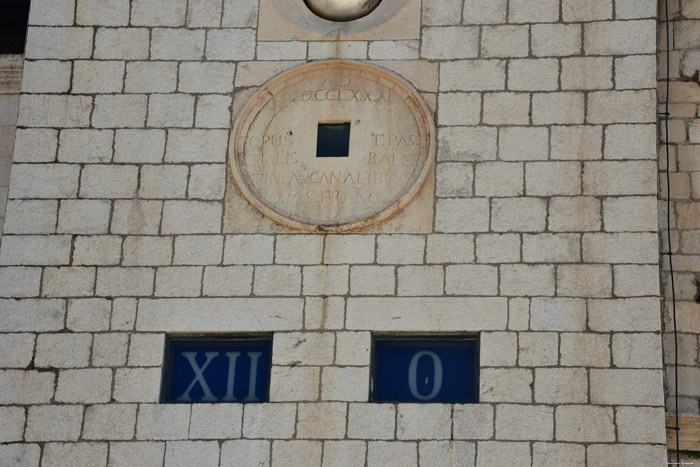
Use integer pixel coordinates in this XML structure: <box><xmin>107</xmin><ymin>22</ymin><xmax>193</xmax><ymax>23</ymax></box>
<box><xmin>316</xmin><ymin>122</ymin><xmax>351</xmax><ymax>157</ymax></box>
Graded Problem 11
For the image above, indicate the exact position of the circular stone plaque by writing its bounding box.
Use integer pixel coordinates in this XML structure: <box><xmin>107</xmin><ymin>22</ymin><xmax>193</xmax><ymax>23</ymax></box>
<box><xmin>230</xmin><ymin>61</ymin><xmax>435</xmax><ymax>232</ymax></box>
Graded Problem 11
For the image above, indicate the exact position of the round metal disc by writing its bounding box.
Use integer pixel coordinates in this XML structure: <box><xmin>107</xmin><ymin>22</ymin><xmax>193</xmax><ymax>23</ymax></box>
<box><xmin>304</xmin><ymin>0</ymin><xmax>382</xmax><ymax>21</ymax></box>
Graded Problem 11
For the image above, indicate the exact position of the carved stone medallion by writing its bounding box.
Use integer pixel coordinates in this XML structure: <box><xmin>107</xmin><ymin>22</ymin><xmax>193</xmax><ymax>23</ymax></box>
<box><xmin>229</xmin><ymin>61</ymin><xmax>435</xmax><ymax>232</ymax></box>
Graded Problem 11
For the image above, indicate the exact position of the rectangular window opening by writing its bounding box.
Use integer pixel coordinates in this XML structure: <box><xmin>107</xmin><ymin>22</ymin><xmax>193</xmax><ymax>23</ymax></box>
<box><xmin>1</xmin><ymin>0</ymin><xmax>30</xmax><ymax>54</ymax></box>
<box><xmin>316</xmin><ymin>122</ymin><xmax>351</xmax><ymax>158</ymax></box>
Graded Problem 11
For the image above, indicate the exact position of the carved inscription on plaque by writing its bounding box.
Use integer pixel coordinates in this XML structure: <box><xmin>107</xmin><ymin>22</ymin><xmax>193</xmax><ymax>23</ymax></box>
<box><xmin>229</xmin><ymin>61</ymin><xmax>435</xmax><ymax>232</ymax></box>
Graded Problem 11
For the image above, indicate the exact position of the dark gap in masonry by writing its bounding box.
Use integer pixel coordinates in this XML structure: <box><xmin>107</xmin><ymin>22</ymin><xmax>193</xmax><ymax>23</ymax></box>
<box><xmin>0</xmin><ymin>0</ymin><xmax>31</xmax><ymax>54</ymax></box>
<box><xmin>316</xmin><ymin>122</ymin><xmax>351</xmax><ymax>158</ymax></box>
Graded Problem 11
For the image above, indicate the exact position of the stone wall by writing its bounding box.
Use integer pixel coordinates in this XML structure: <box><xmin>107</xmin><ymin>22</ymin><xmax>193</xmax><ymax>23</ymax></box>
<box><xmin>660</xmin><ymin>0</ymin><xmax>700</xmax><ymax>425</ymax></box>
<box><xmin>0</xmin><ymin>0</ymin><xmax>669</xmax><ymax>465</ymax></box>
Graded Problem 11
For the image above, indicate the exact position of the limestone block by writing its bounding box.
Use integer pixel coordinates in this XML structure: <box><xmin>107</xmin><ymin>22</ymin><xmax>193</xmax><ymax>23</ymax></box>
<box><xmin>500</xmin><ymin>264</ymin><xmax>554</xmax><ymax>297</ymax></box>
<box><xmin>476</xmin><ymin>234</ymin><xmax>520</xmax><ymax>263</ymax></box>
<box><xmin>139</xmin><ymin>165</ymin><xmax>188</xmax><ymax>199</ymax></box>
<box><xmin>136</xmin><ymin>405</ymin><xmax>190</xmax><ymax>440</ymax></box>
<box><xmin>55</xmin><ymin>368</ymin><xmax>112</xmax><ymax>403</ymax></box>
<box><xmin>589</xmin><ymin>297</ymin><xmax>661</xmax><ymax>332</ymax></box>
<box><xmin>604</xmin><ymin>124</ymin><xmax>656</xmax><ymax>160</ymax></box>
<box><xmin>322</xmin><ymin>367</ymin><xmax>368</xmax><ymax>401</ymax></box>
<box><xmin>474</xmin><ymin>162</ymin><xmax>522</xmax><ymax>197</ymax></box>
<box><xmin>186</xmin><ymin>0</ymin><xmax>221</xmax><ymax>26</ymax></box>
<box><xmin>161</xmin><ymin>201</ymin><xmax>221</xmax><ymax>234</ymax></box>
<box><xmin>308</xmin><ymin>41</ymin><xmax>367</xmax><ymax>59</ymax></box>
<box><xmin>296</xmin><ymin>403</ymin><xmax>347</xmax><ymax>439</ymax></box>
<box><xmin>29</xmin><ymin>0</ymin><xmax>75</xmax><ymax>25</ymax></box>
<box><xmin>92</xmin><ymin>333</ymin><xmax>129</xmax><ymax>367</ymax></box>
<box><xmin>614</xmin><ymin>265</ymin><xmax>660</xmax><ymax>297</ymax></box>
<box><xmin>499</xmin><ymin>127</ymin><xmax>548</xmax><ymax>161</ymax></box>
<box><xmin>42</xmin><ymin>443</ymin><xmax>108</xmax><ymax>466</ymax></box>
<box><xmin>397</xmin><ymin>404</ymin><xmax>451</xmax><ymax>440</ymax></box>
<box><xmin>551</xmin><ymin>126</ymin><xmax>602</xmax><ymax>161</ymax></box>
<box><xmin>73</xmin><ymin>61</ymin><xmax>125</xmax><ymax>94</ymax></box>
<box><xmin>253</xmin><ymin>266</ymin><xmax>301</xmax><ymax>296</ymax></box>
<box><xmin>530</xmin><ymin>298</ymin><xmax>586</xmax><ymax>331</ymax></box>
<box><xmin>476</xmin><ymin>441</ymin><xmax>531</xmax><ymax>467</ymax></box>
<box><xmin>72</xmin><ymin>236</ymin><xmax>121</xmax><ymax>266</ymax></box>
<box><xmin>612</xmin><ymin>333</ymin><xmax>663</xmax><ymax>368</ymax></box>
<box><xmin>165</xmin><ymin>441</ymin><xmax>219</xmax><ymax>467</ymax></box>
<box><xmin>522</xmin><ymin>234</ymin><xmax>580</xmax><ymax>263</ymax></box>
<box><xmin>26</xmin><ymin>405</ymin><xmax>83</xmax><ymax>441</ymax></box>
<box><xmin>347</xmin><ymin>297</ymin><xmax>508</xmax><ymax>331</ymax></box>
<box><xmin>124</xmin><ymin>62</ymin><xmax>177</xmax><ymax>93</ymax></box>
<box><xmin>587</xmin><ymin>90</ymin><xmax>656</xmax><ymax>124</ymax></box>
<box><xmin>480</xmin><ymin>332</ymin><xmax>517</xmax><ymax>367</ymax></box>
<box><xmin>367</xmin><ymin>442</ymin><xmax>418</xmax><ymax>467</ymax></box>
<box><xmin>234</xmin><ymin>61</ymin><xmax>303</xmax><ymax>87</ymax></box>
<box><xmin>111</xmin><ymin>297</ymin><xmax>137</xmax><ymax>331</ymax></box>
<box><xmin>452</xmin><ymin>405</ymin><xmax>493</xmax><ymax>439</ymax></box>
<box><xmin>83</xmin><ymin>404</ymin><xmax>137</xmax><ymax>440</ymax></box>
<box><xmin>483</xmin><ymin>93</ymin><xmax>529</xmax><ymax>125</ymax></box>
<box><xmin>323</xmin><ymin>441</ymin><xmax>367</xmax><ymax>467</ymax></box>
<box><xmin>109</xmin><ymin>442</ymin><xmax>165</xmax><ymax>467</ymax></box>
<box><xmin>590</xmin><ymin>369</ymin><xmax>664</xmax><ymax>405</ymax></box>
<box><xmin>603</xmin><ymin>196</ymin><xmax>658</xmax><ymax>232</ymax></box>
<box><xmin>562</xmin><ymin>0</ymin><xmax>612</xmax><ymax>21</ymax></box>
<box><xmin>172</xmin><ymin>236</ymin><xmax>223</xmax><ymax>266</ymax></box>
<box><xmin>324</xmin><ymin>235</ymin><xmax>375</xmax><ymax>264</ymax></box>
<box><xmin>80</xmin><ymin>164</ymin><xmax>139</xmax><ymax>198</ymax></box>
<box><xmin>189</xmin><ymin>164</ymin><xmax>226</xmax><ymax>199</ymax></box>
<box><xmin>272</xmin><ymin>441</ymin><xmax>322</xmax><ymax>467</ymax></box>
<box><xmin>269</xmin><ymin>366</ymin><xmax>320</xmax><ymax>402</ymax></box>
<box><xmin>528</xmin><ymin>162</ymin><xmax>583</xmax><ymax>196</ymax></box>
<box><xmin>57</xmin><ymin>200</ymin><xmax>110</xmax><ymax>234</ymax></box>
<box><xmin>508</xmin><ymin>298</ymin><xmax>529</xmax><ymax>331</ymax></box>
<box><xmin>224</xmin><ymin>235</ymin><xmax>274</xmax><ymax>265</ymax></box>
<box><xmin>0</xmin><ymin>445</ymin><xmax>40</xmax><ymax>467</ymax></box>
<box><xmin>555</xmin><ymin>405</ymin><xmax>615</xmax><ymax>442</ymax></box>
<box><xmin>243</xmin><ymin>404</ymin><xmax>296</xmax><ymax>439</ymax></box>
<box><xmin>13</xmin><ymin>129</ymin><xmax>57</xmax><ymax>163</ymax></box>
<box><xmin>435</xmin><ymin>198</ymin><xmax>489</xmax><ymax>233</ymax></box>
<box><xmin>560</xmin><ymin>333</ymin><xmax>610</xmax><ymax>367</ymax></box>
<box><xmin>18</xmin><ymin>95</ymin><xmax>92</xmax><ymax>128</ymax></box>
<box><xmin>131</xmin><ymin>0</ymin><xmax>186</xmax><ymax>26</ymax></box>
<box><xmin>481</xmin><ymin>26</ymin><xmax>528</xmax><ymax>58</ymax></box>
<box><xmin>615</xmin><ymin>406</ymin><xmax>666</xmax><ymax>443</ymax></box>
<box><xmin>70</xmin><ymin>297</ymin><xmax>119</xmax><ymax>329</ymax></box>
<box><xmin>22</xmin><ymin>60</ymin><xmax>72</xmax><ymax>94</ymax></box>
<box><xmin>0</xmin><ymin>333</ymin><xmax>35</xmax><ymax>367</ymax></box>
<box><xmin>0</xmin><ymin>370</ymin><xmax>55</xmax><ymax>404</ymax></box>
<box><xmin>531</xmin><ymin>24</ymin><xmax>581</xmax><ymax>56</ymax></box>
<box><xmin>111</xmin><ymin>200</ymin><xmax>162</xmax><ymax>235</ymax></box>
<box><xmin>275</xmin><ymin>235</ymin><xmax>323</xmax><ymax>265</ymax></box>
<box><xmin>0</xmin><ymin>406</ymin><xmax>25</xmax><ymax>442</ymax></box>
<box><xmin>0</xmin><ymin>299</ymin><xmax>65</xmax><ymax>332</ymax></box>
<box><xmin>165</xmin><ymin>129</ymin><xmax>228</xmax><ymax>163</ymax></box>
<box><xmin>220</xmin><ymin>440</ymin><xmax>269</xmax><ymax>467</ymax></box>
<box><xmin>509</xmin><ymin>0</ymin><xmax>558</xmax><ymax>22</ymax></box>
<box><xmin>303</xmin><ymin>265</ymin><xmax>349</xmax><ymax>295</ymax></box>
<box><xmin>535</xmin><ymin>368</ymin><xmax>588</xmax><ymax>403</ymax></box>
<box><xmin>496</xmin><ymin>404</ymin><xmax>553</xmax><ymax>441</ymax></box>
<box><xmin>0</xmin><ymin>267</ymin><xmax>42</xmax><ymax>297</ymax></box>
<box><xmin>445</xmin><ymin>265</ymin><xmax>498</xmax><ymax>296</ymax></box>
<box><xmin>615</xmin><ymin>55</ymin><xmax>657</xmax><ymax>90</ymax></box>
<box><xmin>96</xmin><ymin>267</ymin><xmax>155</xmax><ymax>296</ymax></box>
<box><xmin>148</xmin><ymin>94</ymin><xmax>195</xmax><ymax>127</ymax></box>
<box><xmin>273</xmin><ymin>332</ymin><xmax>335</xmax><ymax>366</ymax></box>
<box><xmin>350</xmin><ymin>266</ymin><xmax>395</xmax><ymax>296</ymax></box>
<box><xmin>136</xmin><ymin>298</ymin><xmax>303</xmax><ymax>332</ymax></box>
<box><xmin>439</xmin><ymin>60</ymin><xmax>506</xmax><ymax>91</ymax></box>
<box><xmin>548</xmin><ymin>197</ymin><xmax>601</xmax><ymax>232</ymax></box>
<box><xmin>532</xmin><ymin>92</ymin><xmax>585</xmax><ymax>125</ymax></box>
<box><xmin>584</xmin><ymin>20</ymin><xmax>657</xmax><ymax>55</ymax></box>
<box><xmin>57</xmin><ymin>129</ymin><xmax>113</xmax><ymax>164</ymax></box>
<box><xmin>9</xmin><ymin>163</ymin><xmax>79</xmax><ymax>198</ymax></box>
<box><xmin>336</xmin><ymin>331</ymin><xmax>371</xmax><ymax>366</ymax></box>
<box><xmin>436</xmin><ymin>162</ymin><xmax>473</xmax><ymax>197</ymax></box>
<box><xmin>518</xmin><ymin>332</ymin><xmax>558</xmax><ymax>367</ymax></box>
<box><xmin>480</xmin><ymin>368</ymin><xmax>532</xmax><ymax>403</ymax></box>
<box><xmin>582</xmin><ymin>232</ymin><xmax>659</xmax><ymax>263</ymax></box>
<box><xmin>437</xmin><ymin>92</ymin><xmax>480</xmax><ymax>126</ymax></box>
<box><xmin>179</xmin><ymin>62</ymin><xmax>236</xmax><ymax>93</ymax></box>
<box><xmin>113</xmin><ymin>368</ymin><xmax>161</xmax><ymax>402</ymax></box>
<box><xmin>94</xmin><ymin>27</ymin><xmax>149</xmax><ymax>59</ymax></box>
<box><xmin>154</xmin><ymin>267</ymin><xmax>202</xmax><ymax>297</ymax></box>
<box><xmin>421</xmin><ymin>27</ymin><xmax>478</xmax><ymax>59</ymax></box>
<box><xmin>128</xmin><ymin>333</ymin><xmax>165</xmax><ymax>367</ymax></box>
<box><xmin>533</xmin><ymin>443</ymin><xmax>585</xmax><ymax>467</ymax></box>
<box><xmin>437</xmin><ymin>127</ymin><xmax>497</xmax><ymax>161</ymax></box>
<box><xmin>195</xmin><ymin>95</ymin><xmax>232</xmax><ymax>128</ymax></box>
<box><xmin>206</xmin><ymin>29</ymin><xmax>256</xmax><ymax>60</ymax></box>
<box><xmin>92</xmin><ymin>95</ymin><xmax>147</xmax><ymax>129</ymax></box>
<box><xmin>24</xmin><ymin>27</ymin><xmax>93</xmax><ymax>59</ymax></box>
<box><xmin>462</xmin><ymin>0</ymin><xmax>506</xmax><ymax>24</ymax></box>
<box><xmin>398</xmin><ymin>266</ymin><xmax>443</xmax><ymax>296</ymax></box>
<box><xmin>35</xmin><ymin>332</ymin><xmax>91</xmax><ymax>368</ymax></box>
<box><xmin>376</xmin><ymin>235</ymin><xmax>424</xmax><ymax>264</ymax></box>
<box><xmin>257</xmin><ymin>41</ymin><xmax>307</xmax><ymax>60</ymax></box>
<box><xmin>557</xmin><ymin>263</ymin><xmax>613</xmax><ymax>298</ymax></box>
<box><xmin>347</xmin><ymin>403</ymin><xmax>395</xmax><ymax>440</ymax></box>
<box><xmin>369</xmin><ymin>40</ymin><xmax>419</xmax><ymax>60</ymax></box>
<box><xmin>189</xmin><ymin>404</ymin><xmax>243</xmax><ymax>439</ymax></box>
<box><xmin>427</xmin><ymin>234</ymin><xmax>474</xmax><ymax>264</ymax></box>
<box><xmin>202</xmin><ymin>266</ymin><xmax>253</xmax><ymax>296</ymax></box>
<box><xmin>509</xmin><ymin>59</ymin><xmax>558</xmax><ymax>91</ymax></box>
